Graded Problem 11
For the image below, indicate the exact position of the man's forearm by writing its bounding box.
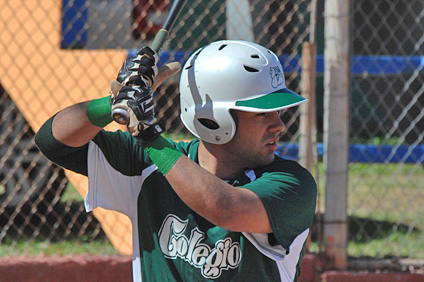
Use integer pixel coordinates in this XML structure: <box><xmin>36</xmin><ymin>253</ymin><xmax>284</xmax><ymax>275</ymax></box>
<box><xmin>52</xmin><ymin>101</ymin><xmax>104</xmax><ymax>147</ymax></box>
<box><xmin>164</xmin><ymin>156</ymin><xmax>272</xmax><ymax>233</ymax></box>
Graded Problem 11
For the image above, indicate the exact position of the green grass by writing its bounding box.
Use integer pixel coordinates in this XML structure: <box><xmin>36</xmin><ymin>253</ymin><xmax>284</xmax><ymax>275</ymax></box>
<box><xmin>347</xmin><ymin>163</ymin><xmax>423</xmax><ymax>230</ymax></box>
<box><xmin>347</xmin><ymin>231</ymin><xmax>424</xmax><ymax>258</ymax></box>
<box><xmin>61</xmin><ymin>182</ymin><xmax>84</xmax><ymax>202</ymax></box>
<box><xmin>308</xmin><ymin>230</ymin><xmax>424</xmax><ymax>259</ymax></box>
<box><xmin>0</xmin><ymin>238</ymin><xmax>118</xmax><ymax>257</ymax></box>
<box><xmin>310</xmin><ymin>162</ymin><xmax>424</xmax><ymax>259</ymax></box>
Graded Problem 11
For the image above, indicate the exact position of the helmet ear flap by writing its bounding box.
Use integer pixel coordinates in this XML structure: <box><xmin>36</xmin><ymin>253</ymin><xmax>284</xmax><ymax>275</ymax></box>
<box><xmin>191</xmin><ymin>107</ymin><xmax>236</xmax><ymax>144</ymax></box>
<box><xmin>180</xmin><ymin>95</ymin><xmax>236</xmax><ymax>144</ymax></box>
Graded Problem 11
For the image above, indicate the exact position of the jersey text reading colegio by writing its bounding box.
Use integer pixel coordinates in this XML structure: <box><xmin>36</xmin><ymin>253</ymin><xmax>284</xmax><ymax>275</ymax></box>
<box><xmin>159</xmin><ymin>214</ymin><xmax>241</xmax><ymax>279</ymax></box>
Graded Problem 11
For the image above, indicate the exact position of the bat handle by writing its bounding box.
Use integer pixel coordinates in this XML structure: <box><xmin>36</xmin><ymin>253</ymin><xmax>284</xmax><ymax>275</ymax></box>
<box><xmin>111</xmin><ymin>0</ymin><xmax>187</xmax><ymax>126</ymax></box>
<box><xmin>111</xmin><ymin>30</ymin><xmax>169</xmax><ymax>125</ymax></box>
<box><xmin>151</xmin><ymin>29</ymin><xmax>169</xmax><ymax>53</ymax></box>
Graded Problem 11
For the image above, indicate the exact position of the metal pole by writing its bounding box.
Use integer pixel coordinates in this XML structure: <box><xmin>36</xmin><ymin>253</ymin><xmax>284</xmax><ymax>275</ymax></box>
<box><xmin>323</xmin><ymin>0</ymin><xmax>350</xmax><ymax>269</ymax></box>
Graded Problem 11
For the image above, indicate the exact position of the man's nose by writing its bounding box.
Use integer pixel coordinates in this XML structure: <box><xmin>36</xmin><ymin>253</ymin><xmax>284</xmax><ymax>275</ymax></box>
<box><xmin>269</xmin><ymin>111</ymin><xmax>285</xmax><ymax>133</ymax></box>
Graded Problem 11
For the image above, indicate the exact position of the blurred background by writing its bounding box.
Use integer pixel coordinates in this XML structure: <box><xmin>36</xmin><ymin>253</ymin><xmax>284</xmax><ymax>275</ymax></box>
<box><xmin>0</xmin><ymin>0</ymin><xmax>423</xmax><ymax>274</ymax></box>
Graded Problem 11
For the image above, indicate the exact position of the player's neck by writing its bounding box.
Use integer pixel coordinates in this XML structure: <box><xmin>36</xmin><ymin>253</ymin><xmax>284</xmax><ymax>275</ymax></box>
<box><xmin>198</xmin><ymin>140</ymin><xmax>243</xmax><ymax>179</ymax></box>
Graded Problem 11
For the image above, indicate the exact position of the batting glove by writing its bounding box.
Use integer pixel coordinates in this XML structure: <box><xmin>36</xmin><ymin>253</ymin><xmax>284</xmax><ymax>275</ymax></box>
<box><xmin>116</xmin><ymin>46</ymin><xmax>159</xmax><ymax>87</ymax></box>
<box><xmin>111</xmin><ymin>84</ymin><xmax>163</xmax><ymax>139</ymax></box>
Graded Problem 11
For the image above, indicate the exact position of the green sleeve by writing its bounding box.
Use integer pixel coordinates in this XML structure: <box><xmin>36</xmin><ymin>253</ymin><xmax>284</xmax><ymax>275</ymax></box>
<box><xmin>35</xmin><ymin>115</ymin><xmax>187</xmax><ymax>178</ymax></box>
<box><xmin>243</xmin><ymin>159</ymin><xmax>317</xmax><ymax>251</ymax></box>
<box><xmin>34</xmin><ymin>115</ymin><xmax>89</xmax><ymax>176</ymax></box>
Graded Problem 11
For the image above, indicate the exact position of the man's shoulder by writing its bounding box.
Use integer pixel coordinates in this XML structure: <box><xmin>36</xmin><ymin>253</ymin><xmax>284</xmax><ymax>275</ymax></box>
<box><xmin>174</xmin><ymin>138</ymin><xmax>200</xmax><ymax>159</ymax></box>
<box><xmin>254</xmin><ymin>155</ymin><xmax>317</xmax><ymax>189</ymax></box>
<box><xmin>259</xmin><ymin>155</ymin><xmax>308</xmax><ymax>174</ymax></box>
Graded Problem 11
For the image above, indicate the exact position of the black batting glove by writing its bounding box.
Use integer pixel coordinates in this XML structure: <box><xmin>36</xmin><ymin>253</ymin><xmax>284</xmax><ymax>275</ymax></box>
<box><xmin>111</xmin><ymin>84</ymin><xmax>157</xmax><ymax>137</ymax></box>
<box><xmin>116</xmin><ymin>46</ymin><xmax>158</xmax><ymax>87</ymax></box>
<box><xmin>110</xmin><ymin>46</ymin><xmax>173</xmax><ymax>144</ymax></box>
<box><xmin>136</xmin><ymin>122</ymin><xmax>166</xmax><ymax>147</ymax></box>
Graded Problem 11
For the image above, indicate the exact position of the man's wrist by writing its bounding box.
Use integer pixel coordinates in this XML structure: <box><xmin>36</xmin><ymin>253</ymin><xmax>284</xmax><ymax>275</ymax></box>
<box><xmin>136</xmin><ymin>122</ymin><xmax>165</xmax><ymax>146</ymax></box>
<box><xmin>86</xmin><ymin>96</ymin><xmax>113</xmax><ymax>127</ymax></box>
<box><xmin>145</xmin><ymin>136</ymin><xmax>183</xmax><ymax>175</ymax></box>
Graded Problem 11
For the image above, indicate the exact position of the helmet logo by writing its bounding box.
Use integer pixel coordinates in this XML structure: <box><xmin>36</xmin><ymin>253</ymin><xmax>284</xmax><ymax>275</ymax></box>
<box><xmin>269</xmin><ymin>66</ymin><xmax>284</xmax><ymax>88</ymax></box>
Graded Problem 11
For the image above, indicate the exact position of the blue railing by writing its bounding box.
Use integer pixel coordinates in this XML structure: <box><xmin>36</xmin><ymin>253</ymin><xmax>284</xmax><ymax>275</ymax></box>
<box><xmin>130</xmin><ymin>51</ymin><xmax>424</xmax><ymax>76</ymax></box>
<box><xmin>276</xmin><ymin>143</ymin><xmax>424</xmax><ymax>164</ymax></box>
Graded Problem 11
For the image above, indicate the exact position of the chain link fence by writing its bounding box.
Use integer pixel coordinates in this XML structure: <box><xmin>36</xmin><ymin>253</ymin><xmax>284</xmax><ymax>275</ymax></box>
<box><xmin>0</xmin><ymin>0</ymin><xmax>422</xmax><ymax>273</ymax></box>
<box><xmin>347</xmin><ymin>0</ymin><xmax>424</xmax><ymax>267</ymax></box>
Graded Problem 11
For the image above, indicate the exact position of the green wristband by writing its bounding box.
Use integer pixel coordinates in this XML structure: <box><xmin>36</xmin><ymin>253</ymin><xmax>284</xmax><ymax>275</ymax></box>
<box><xmin>86</xmin><ymin>96</ymin><xmax>113</xmax><ymax>127</ymax></box>
<box><xmin>145</xmin><ymin>136</ymin><xmax>183</xmax><ymax>175</ymax></box>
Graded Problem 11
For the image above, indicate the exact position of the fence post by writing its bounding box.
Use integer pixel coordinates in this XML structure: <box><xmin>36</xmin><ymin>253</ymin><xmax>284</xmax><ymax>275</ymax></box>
<box><xmin>299</xmin><ymin>0</ymin><xmax>318</xmax><ymax>173</ymax></box>
<box><xmin>299</xmin><ymin>42</ymin><xmax>316</xmax><ymax>173</ymax></box>
<box><xmin>323</xmin><ymin>0</ymin><xmax>351</xmax><ymax>269</ymax></box>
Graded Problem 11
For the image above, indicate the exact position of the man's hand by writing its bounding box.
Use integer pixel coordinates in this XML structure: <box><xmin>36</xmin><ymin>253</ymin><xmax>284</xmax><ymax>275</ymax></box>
<box><xmin>110</xmin><ymin>61</ymin><xmax>181</xmax><ymax>136</ymax></box>
<box><xmin>110</xmin><ymin>46</ymin><xmax>159</xmax><ymax>133</ymax></box>
<box><xmin>110</xmin><ymin>45</ymin><xmax>181</xmax><ymax>142</ymax></box>
<box><xmin>111</xmin><ymin>84</ymin><xmax>155</xmax><ymax>136</ymax></box>
<box><xmin>110</xmin><ymin>58</ymin><xmax>181</xmax><ymax>96</ymax></box>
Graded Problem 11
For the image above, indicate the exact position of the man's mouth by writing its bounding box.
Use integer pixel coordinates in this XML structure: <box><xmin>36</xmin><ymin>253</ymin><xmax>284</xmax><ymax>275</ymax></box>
<box><xmin>265</xmin><ymin>138</ymin><xmax>280</xmax><ymax>149</ymax></box>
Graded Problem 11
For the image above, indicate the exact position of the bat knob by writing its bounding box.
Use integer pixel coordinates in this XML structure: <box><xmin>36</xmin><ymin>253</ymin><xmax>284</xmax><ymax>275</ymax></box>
<box><xmin>112</xmin><ymin>108</ymin><xmax>130</xmax><ymax>125</ymax></box>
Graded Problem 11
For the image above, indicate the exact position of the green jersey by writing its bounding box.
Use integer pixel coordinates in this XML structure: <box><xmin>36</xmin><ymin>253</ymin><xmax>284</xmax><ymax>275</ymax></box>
<box><xmin>35</xmin><ymin>122</ymin><xmax>317</xmax><ymax>282</ymax></box>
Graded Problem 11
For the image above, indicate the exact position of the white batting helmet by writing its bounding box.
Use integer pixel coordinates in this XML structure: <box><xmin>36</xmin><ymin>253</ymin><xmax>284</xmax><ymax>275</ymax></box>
<box><xmin>179</xmin><ymin>40</ymin><xmax>306</xmax><ymax>144</ymax></box>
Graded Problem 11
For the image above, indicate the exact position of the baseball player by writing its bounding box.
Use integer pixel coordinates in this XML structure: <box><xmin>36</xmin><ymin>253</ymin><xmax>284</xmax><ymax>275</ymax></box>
<box><xmin>35</xmin><ymin>40</ymin><xmax>317</xmax><ymax>281</ymax></box>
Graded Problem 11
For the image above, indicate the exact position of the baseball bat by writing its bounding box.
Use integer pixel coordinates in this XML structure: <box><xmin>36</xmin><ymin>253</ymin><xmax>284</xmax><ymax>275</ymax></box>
<box><xmin>112</xmin><ymin>0</ymin><xmax>188</xmax><ymax>125</ymax></box>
